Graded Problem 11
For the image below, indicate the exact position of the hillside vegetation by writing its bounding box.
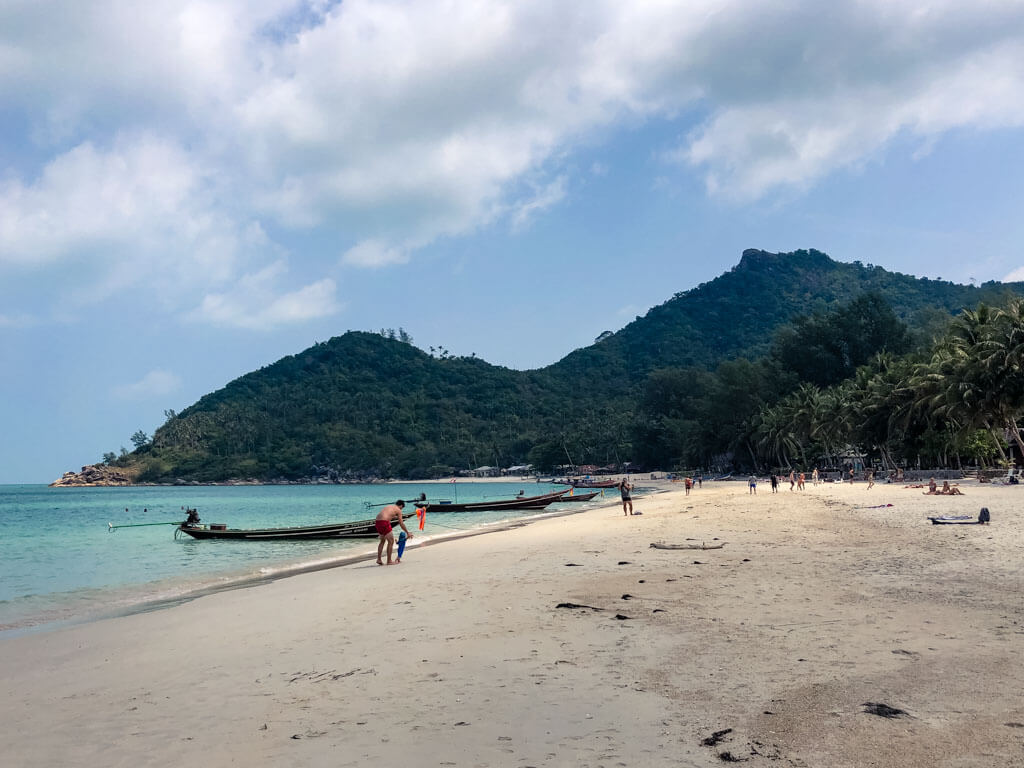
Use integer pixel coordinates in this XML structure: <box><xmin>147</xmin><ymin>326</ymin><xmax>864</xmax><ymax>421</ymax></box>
<box><xmin>118</xmin><ymin>249</ymin><xmax>1024</xmax><ymax>481</ymax></box>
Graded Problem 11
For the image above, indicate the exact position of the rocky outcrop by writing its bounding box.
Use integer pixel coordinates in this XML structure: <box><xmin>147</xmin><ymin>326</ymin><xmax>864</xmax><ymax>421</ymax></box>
<box><xmin>50</xmin><ymin>464</ymin><xmax>136</xmax><ymax>487</ymax></box>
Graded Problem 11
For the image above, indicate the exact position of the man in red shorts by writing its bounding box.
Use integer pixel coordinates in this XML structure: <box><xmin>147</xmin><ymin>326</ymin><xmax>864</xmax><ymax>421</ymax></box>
<box><xmin>376</xmin><ymin>500</ymin><xmax>412</xmax><ymax>565</ymax></box>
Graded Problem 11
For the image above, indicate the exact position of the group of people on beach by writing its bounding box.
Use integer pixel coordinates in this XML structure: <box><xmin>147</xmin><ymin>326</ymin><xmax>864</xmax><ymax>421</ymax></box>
<box><xmin>755</xmin><ymin>470</ymin><xmax>811</xmax><ymax>494</ymax></box>
<box><xmin>922</xmin><ymin>478</ymin><xmax>964</xmax><ymax>495</ymax></box>
<box><xmin>376</xmin><ymin>475</ymin><xmax>647</xmax><ymax>563</ymax></box>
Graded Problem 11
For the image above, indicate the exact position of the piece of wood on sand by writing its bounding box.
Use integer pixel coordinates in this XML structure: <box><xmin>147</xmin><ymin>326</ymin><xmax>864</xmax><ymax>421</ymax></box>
<box><xmin>650</xmin><ymin>541</ymin><xmax>725</xmax><ymax>550</ymax></box>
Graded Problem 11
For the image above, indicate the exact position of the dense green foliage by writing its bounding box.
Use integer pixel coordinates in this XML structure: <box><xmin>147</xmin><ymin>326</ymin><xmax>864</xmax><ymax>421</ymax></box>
<box><xmin>122</xmin><ymin>249</ymin><xmax>1024</xmax><ymax>481</ymax></box>
<box><xmin>748</xmin><ymin>299</ymin><xmax>1024</xmax><ymax>472</ymax></box>
<box><xmin>770</xmin><ymin>293</ymin><xmax>911</xmax><ymax>386</ymax></box>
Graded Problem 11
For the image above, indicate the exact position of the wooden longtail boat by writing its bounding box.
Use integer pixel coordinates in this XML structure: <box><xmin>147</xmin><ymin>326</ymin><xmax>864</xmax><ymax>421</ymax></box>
<box><xmin>570</xmin><ymin>479</ymin><xmax>619</xmax><ymax>488</ymax></box>
<box><xmin>177</xmin><ymin>513</ymin><xmax>416</xmax><ymax>540</ymax></box>
<box><xmin>418</xmin><ymin>488</ymin><xmax>570</xmax><ymax>513</ymax></box>
<box><xmin>556</xmin><ymin>491</ymin><xmax>601</xmax><ymax>502</ymax></box>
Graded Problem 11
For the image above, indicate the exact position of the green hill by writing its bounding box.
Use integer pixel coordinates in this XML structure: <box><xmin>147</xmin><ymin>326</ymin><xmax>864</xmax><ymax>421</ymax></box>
<box><xmin>126</xmin><ymin>248</ymin><xmax>1023</xmax><ymax>482</ymax></box>
<box><xmin>549</xmin><ymin>248</ymin><xmax>1020</xmax><ymax>390</ymax></box>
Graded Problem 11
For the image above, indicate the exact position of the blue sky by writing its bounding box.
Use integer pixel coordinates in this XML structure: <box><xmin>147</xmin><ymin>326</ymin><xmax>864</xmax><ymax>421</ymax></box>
<box><xmin>3</xmin><ymin>0</ymin><xmax>1024</xmax><ymax>483</ymax></box>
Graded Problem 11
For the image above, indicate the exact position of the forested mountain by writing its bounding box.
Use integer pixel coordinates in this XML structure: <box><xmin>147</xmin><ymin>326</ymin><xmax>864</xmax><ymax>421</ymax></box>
<box><xmin>121</xmin><ymin>249</ymin><xmax>1024</xmax><ymax>482</ymax></box>
<box><xmin>549</xmin><ymin>248</ymin><xmax>1019</xmax><ymax>392</ymax></box>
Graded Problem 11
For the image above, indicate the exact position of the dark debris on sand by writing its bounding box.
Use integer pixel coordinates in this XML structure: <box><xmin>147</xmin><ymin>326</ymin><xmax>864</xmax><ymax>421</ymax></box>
<box><xmin>555</xmin><ymin>602</ymin><xmax>603</xmax><ymax>612</ymax></box>
<box><xmin>863</xmin><ymin>702</ymin><xmax>910</xmax><ymax>718</ymax></box>
<box><xmin>702</xmin><ymin>728</ymin><xmax>733</xmax><ymax>747</ymax></box>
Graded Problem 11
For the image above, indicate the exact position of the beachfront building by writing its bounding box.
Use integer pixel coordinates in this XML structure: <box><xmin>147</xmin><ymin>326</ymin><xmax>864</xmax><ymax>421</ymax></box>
<box><xmin>503</xmin><ymin>464</ymin><xmax>534</xmax><ymax>477</ymax></box>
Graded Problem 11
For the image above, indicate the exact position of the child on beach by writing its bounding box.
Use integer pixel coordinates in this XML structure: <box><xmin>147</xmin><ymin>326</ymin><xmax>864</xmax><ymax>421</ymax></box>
<box><xmin>748</xmin><ymin>475</ymin><xmax>757</xmax><ymax>494</ymax></box>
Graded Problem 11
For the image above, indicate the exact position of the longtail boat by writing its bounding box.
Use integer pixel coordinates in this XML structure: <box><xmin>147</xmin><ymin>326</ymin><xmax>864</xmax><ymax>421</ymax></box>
<box><xmin>556</xmin><ymin>490</ymin><xmax>601</xmax><ymax>502</ymax></box>
<box><xmin>569</xmin><ymin>479</ymin><xmax>619</xmax><ymax>488</ymax></box>
<box><xmin>418</xmin><ymin>488</ymin><xmax>570</xmax><ymax>513</ymax></box>
<box><xmin>177</xmin><ymin>512</ymin><xmax>416</xmax><ymax>540</ymax></box>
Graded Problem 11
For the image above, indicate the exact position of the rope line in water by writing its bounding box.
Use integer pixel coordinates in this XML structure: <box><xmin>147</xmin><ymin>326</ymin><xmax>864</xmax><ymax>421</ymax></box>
<box><xmin>423</xmin><ymin>520</ymin><xmax>474</xmax><ymax>531</ymax></box>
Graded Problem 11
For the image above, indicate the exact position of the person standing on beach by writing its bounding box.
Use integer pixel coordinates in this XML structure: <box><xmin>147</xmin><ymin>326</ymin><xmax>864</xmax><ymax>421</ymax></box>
<box><xmin>684</xmin><ymin>476</ymin><xmax>693</xmax><ymax>496</ymax></box>
<box><xmin>748</xmin><ymin>475</ymin><xmax>757</xmax><ymax>494</ymax></box>
<box><xmin>866</xmin><ymin>470</ymin><xmax>875</xmax><ymax>490</ymax></box>
<box><xmin>798</xmin><ymin>472</ymin><xmax>805</xmax><ymax>491</ymax></box>
<box><xmin>619</xmin><ymin>478</ymin><xmax>634</xmax><ymax>515</ymax></box>
<box><xmin>812</xmin><ymin>468</ymin><xmax>819</xmax><ymax>486</ymax></box>
<box><xmin>376</xmin><ymin>500</ymin><xmax>412</xmax><ymax>565</ymax></box>
<box><xmin>770</xmin><ymin>473</ymin><xmax>778</xmax><ymax>493</ymax></box>
<box><xmin>789</xmin><ymin>470</ymin><xmax>795</xmax><ymax>491</ymax></box>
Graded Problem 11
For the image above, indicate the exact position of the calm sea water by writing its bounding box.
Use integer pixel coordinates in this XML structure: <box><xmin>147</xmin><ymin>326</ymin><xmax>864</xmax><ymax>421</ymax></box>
<box><xmin>0</xmin><ymin>482</ymin><xmax>606</xmax><ymax>636</ymax></box>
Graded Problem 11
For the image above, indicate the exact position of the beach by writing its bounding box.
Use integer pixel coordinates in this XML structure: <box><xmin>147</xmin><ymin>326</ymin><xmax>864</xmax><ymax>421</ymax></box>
<box><xmin>2</xmin><ymin>478</ymin><xmax>1022</xmax><ymax>767</ymax></box>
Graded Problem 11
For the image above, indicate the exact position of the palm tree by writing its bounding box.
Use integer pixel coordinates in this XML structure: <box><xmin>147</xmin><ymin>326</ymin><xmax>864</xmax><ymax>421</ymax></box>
<box><xmin>979</xmin><ymin>299</ymin><xmax>1024</xmax><ymax>460</ymax></box>
<box><xmin>914</xmin><ymin>305</ymin><xmax>1010</xmax><ymax>465</ymax></box>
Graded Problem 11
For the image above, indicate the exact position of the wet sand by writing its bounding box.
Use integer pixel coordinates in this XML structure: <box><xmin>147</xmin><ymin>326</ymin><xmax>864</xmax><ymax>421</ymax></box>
<box><xmin>1</xmin><ymin>478</ymin><xmax>1022</xmax><ymax>767</ymax></box>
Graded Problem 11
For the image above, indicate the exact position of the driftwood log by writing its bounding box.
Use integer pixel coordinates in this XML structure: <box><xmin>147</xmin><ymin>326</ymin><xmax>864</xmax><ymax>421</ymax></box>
<box><xmin>649</xmin><ymin>542</ymin><xmax>725</xmax><ymax>550</ymax></box>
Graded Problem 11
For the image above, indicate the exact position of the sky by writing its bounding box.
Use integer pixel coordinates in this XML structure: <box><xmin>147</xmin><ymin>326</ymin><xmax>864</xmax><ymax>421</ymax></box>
<box><xmin>3</xmin><ymin>0</ymin><xmax>1024</xmax><ymax>483</ymax></box>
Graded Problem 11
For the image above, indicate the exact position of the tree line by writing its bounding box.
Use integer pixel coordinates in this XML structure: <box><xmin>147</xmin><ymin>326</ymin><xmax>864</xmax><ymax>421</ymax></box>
<box><xmin>639</xmin><ymin>296</ymin><xmax>1024</xmax><ymax>473</ymax></box>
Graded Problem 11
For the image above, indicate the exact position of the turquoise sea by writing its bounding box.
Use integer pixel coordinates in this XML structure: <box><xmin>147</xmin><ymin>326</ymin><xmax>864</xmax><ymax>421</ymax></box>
<box><xmin>0</xmin><ymin>482</ymin><xmax>608</xmax><ymax>636</ymax></box>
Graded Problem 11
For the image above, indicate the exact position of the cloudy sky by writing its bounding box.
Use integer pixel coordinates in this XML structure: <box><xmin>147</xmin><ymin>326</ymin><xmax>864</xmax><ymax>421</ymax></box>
<box><xmin>3</xmin><ymin>0</ymin><xmax>1024</xmax><ymax>483</ymax></box>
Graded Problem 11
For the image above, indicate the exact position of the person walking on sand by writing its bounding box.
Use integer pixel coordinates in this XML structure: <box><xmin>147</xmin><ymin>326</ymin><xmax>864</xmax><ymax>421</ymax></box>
<box><xmin>798</xmin><ymin>472</ymin><xmax>805</xmax><ymax>491</ymax></box>
<box><xmin>376</xmin><ymin>500</ymin><xmax>412</xmax><ymax>565</ymax></box>
<box><xmin>812</xmin><ymin>468</ymin><xmax>819</xmax><ymax>486</ymax></box>
<box><xmin>748</xmin><ymin>475</ymin><xmax>757</xmax><ymax>494</ymax></box>
<box><xmin>789</xmin><ymin>470</ymin><xmax>795</xmax><ymax>491</ymax></box>
<box><xmin>770</xmin><ymin>473</ymin><xmax>778</xmax><ymax>493</ymax></box>
<box><xmin>866</xmin><ymin>470</ymin><xmax>875</xmax><ymax>490</ymax></box>
<box><xmin>619</xmin><ymin>478</ymin><xmax>634</xmax><ymax>515</ymax></box>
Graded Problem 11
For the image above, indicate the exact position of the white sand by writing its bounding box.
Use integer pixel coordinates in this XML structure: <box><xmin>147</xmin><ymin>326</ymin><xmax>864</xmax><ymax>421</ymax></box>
<box><xmin>2</xmin><ymin>479</ymin><xmax>1022</xmax><ymax>767</ymax></box>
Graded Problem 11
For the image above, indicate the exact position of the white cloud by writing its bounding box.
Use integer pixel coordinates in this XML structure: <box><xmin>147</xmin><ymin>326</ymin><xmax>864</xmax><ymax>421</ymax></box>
<box><xmin>1003</xmin><ymin>267</ymin><xmax>1024</xmax><ymax>282</ymax></box>
<box><xmin>193</xmin><ymin>260</ymin><xmax>341</xmax><ymax>329</ymax></box>
<box><xmin>510</xmin><ymin>175</ymin><xmax>568</xmax><ymax>232</ymax></box>
<box><xmin>341</xmin><ymin>239</ymin><xmax>409</xmax><ymax>268</ymax></box>
<box><xmin>3</xmin><ymin>0</ymin><xmax>1024</xmax><ymax>307</ymax></box>
<box><xmin>114</xmin><ymin>369</ymin><xmax>182</xmax><ymax>400</ymax></box>
<box><xmin>0</xmin><ymin>135</ymin><xmax>259</xmax><ymax>312</ymax></box>
<box><xmin>671</xmin><ymin>3</ymin><xmax>1024</xmax><ymax>199</ymax></box>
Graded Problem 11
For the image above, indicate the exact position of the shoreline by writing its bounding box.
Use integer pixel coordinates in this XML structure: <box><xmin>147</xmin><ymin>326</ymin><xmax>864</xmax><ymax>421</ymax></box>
<box><xmin>4</xmin><ymin>479</ymin><xmax>1021</xmax><ymax>766</ymax></box>
<box><xmin>48</xmin><ymin>470</ymin><xmax>662</xmax><ymax>488</ymax></box>
<box><xmin>1</xmin><ymin>490</ymin><xmax>634</xmax><ymax>640</ymax></box>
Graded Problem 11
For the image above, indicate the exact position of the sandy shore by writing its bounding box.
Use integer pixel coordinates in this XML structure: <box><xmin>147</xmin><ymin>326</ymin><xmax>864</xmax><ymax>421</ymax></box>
<box><xmin>2</xmin><ymin>478</ymin><xmax>1023</xmax><ymax>767</ymax></box>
